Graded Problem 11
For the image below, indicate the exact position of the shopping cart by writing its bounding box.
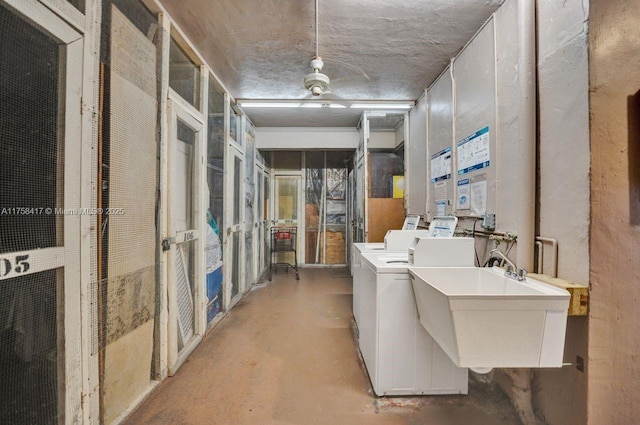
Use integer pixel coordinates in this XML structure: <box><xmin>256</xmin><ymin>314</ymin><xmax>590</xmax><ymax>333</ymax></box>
<box><xmin>269</xmin><ymin>227</ymin><xmax>299</xmax><ymax>280</ymax></box>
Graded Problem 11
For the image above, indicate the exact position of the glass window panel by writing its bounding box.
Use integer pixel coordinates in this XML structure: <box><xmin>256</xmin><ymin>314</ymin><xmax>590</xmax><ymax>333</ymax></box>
<box><xmin>369</xmin><ymin>151</ymin><xmax>404</xmax><ymax>198</ymax></box>
<box><xmin>177</xmin><ymin>120</ymin><xmax>195</xmax><ymax>145</ymax></box>
<box><xmin>229</xmin><ymin>109</ymin><xmax>241</xmax><ymax>144</ymax></box>
<box><xmin>233</xmin><ymin>156</ymin><xmax>242</xmax><ymax>225</ymax></box>
<box><xmin>305</xmin><ymin>154</ymin><xmax>324</xmax><ymax>264</ymax></box>
<box><xmin>277</xmin><ymin>179</ymin><xmax>297</xmax><ymax>221</ymax></box>
<box><xmin>175</xmin><ymin>119</ymin><xmax>195</xmax><ymax>231</ymax></box>
<box><xmin>303</xmin><ymin>151</ymin><xmax>350</xmax><ymax>264</ymax></box>
<box><xmin>207</xmin><ymin>75</ymin><xmax>224</xmax><ymax>237</ymax></box>
<box><xmin>169</xmin><ymin>36</ymin><xmax>201</xmax><ymax>110</ymax></box>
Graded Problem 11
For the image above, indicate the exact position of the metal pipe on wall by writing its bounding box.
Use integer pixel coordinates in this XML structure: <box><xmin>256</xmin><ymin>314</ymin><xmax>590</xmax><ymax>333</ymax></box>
<box><xmin>515</xmin><ymin>0</ymin><xmax>537</xmax><ymax>272</ymax></box>
<box><xmin>535</xmin><ymin>240</ymin><xmax>543</xmax><ymax>274</ymax></box>
<box><xmin>535</xmin><ymin>236</ymin><xmax>558</xmax><ymax>277</ymax></box>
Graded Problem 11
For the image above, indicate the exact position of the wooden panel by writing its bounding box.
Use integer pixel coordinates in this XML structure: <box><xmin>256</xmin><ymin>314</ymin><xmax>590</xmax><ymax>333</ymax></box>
<box><xmin>325</xmin><ymin>231</ymin><xmax>346</xmax><ymax>264</ymax></box>
<box><xmin>367</xmin><ymin>198</ymin><xmax>405</xmax><ymax>242</ymax></box>
<box><xmin>529</xmin><ymin>273</ymin><xmax>589</xmax><ymax>316</ymax></box>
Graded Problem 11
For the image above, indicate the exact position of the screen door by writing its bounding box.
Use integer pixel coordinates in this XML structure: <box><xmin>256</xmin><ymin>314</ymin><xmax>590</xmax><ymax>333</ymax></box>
<box><xmin>0</xmin><ymin>2</ymin><xmax>85</xmax><ymax>423</ymax></box>
<box><xmin>166</xmin><ymin>96</ymin><xmax>205</xmax><ymax>375</ymax></box>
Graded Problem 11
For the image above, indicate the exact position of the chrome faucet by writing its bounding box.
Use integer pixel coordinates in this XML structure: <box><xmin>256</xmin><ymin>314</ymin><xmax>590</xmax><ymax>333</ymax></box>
<box><xmin>488</xmin><ymin>248</ymin><xmax>527</xmax><ymax>281</ymax></box>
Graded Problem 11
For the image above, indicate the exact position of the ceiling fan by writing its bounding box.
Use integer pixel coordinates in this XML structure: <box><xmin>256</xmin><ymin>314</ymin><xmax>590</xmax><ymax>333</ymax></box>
<box><xmin>303</xmin><ymin>0</ymin><xmax>332</xmax><ymax>97</ymax></box>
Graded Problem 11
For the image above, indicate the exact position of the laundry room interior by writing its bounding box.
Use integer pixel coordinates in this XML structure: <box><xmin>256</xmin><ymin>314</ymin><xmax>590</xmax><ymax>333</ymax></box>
<box><xmin>0</xmin><ymin>0</ymin><xmax>638</xmax><ymax>424</ymax></box>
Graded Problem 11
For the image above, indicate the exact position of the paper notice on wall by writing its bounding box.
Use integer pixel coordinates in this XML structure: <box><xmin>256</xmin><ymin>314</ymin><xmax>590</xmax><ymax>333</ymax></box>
<box><xmin>436</xmin><ymin>201</ymin><xmax>446</xmax><ymax>217</ymax></box>
<box><xmin>457</xmin><ymin>126</ymin><xmax>490</xmax><ymax>175</ymax></box>
<box><xmin>430</xmin><ymin>147</ymin><xmax>452</xmax><ymax>182</ymax></box>
<box><xmin>470</xmin><ymin>177</ymin><xmax>487</xmax><ymax>216</ymax></box>
<box><xmin>457</xmin><ymin>178</ymin><xmax>470</xmax><ymax>210</ymax></box>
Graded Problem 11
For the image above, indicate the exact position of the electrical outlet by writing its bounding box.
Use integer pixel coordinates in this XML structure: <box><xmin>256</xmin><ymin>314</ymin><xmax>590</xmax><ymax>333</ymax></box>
<box><xmin>481</xmin><ymin>213</ymin><xmax>496</xmax><ymax>230</ymax></box>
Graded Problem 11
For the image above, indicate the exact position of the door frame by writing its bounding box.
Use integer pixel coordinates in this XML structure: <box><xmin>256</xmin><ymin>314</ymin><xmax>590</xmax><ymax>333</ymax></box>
<box><xmin>165</xmin><ymin>90</ymin><xmax>207</xmax><ymax>375</ymax></box>
<box><xmin>0</xmin><ymin>1</ymin><xmax>97</xmax><ymax>423</ymax></box>
<box><xmin>255</xmin><ymin>162</ymin><xmax>268</xmax><ymax>280</ymax></box>
<box><xmin>225</xmin><ymin>142</ymin><xmax>245</xmax><ymax>309</ymax></box>
<box><xmin>270</xmin><ymin>172</ymin><xmax>304</xmax><ymax>263</ymax></box>
<box><xmin>352</xmin><ymin>112</ymin><xmax>370</xmax><ymax>245</ymax></box>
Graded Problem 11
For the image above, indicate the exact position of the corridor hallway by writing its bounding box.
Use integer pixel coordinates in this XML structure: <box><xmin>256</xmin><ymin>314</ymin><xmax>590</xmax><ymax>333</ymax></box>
<box><xmin>125</xmin><ymin>268</ymin><xmax>521</xmax><ymax>425</ymax></box>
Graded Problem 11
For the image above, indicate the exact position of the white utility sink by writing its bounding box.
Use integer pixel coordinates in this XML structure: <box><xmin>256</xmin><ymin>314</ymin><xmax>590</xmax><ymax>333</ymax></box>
<box><xmin>408</xmin><ymin>266</ymin><xmax>570</xmax><ymax>370</ymax></box>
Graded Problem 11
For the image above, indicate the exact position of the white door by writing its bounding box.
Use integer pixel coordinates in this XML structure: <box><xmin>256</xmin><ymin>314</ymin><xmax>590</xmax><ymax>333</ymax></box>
<box><xmin>0</xmin><ymin>2</ymin><xmax>91</xmax><ymax>423</ymax></box>
<box><xmin>274</xmin><ymin>176</ymin><xmax>302</xmax><ymax>226</ymax></box>
<box><xmin>166</xmin><ymin>96</ymin><xmax>205</xmax><ymax>375</ymax></box>
<box><xmin>272</xmin><ymin>175</ymin><xmax>302</xmax><ymax>268</ymax></box>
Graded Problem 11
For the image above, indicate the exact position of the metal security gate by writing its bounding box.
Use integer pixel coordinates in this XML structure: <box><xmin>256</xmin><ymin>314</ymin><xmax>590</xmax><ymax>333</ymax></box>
<box><xmin>0</xmin><ymin>1</ymin><xmax>86</xmax><ymax>423</ymax></box>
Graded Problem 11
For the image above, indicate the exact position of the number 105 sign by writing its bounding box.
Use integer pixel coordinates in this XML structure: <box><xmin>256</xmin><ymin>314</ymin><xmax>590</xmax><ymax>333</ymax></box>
<box><xmin>0</xmin><ymin>248</ymin><xmax>64</xmax><ymax>280</ymax></box>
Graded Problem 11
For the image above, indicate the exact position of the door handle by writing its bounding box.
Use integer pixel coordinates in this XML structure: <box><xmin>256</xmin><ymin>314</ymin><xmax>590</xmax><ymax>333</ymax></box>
<box><xmin>162</xmin><ymin>237</ymin><xmax>175</xmax><ymax>251</ymax></box>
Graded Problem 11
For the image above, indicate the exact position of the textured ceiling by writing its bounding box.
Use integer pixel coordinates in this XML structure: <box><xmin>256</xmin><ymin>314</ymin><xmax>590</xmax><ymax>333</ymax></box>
<box><xmin>158</xmin><ymin>0</ymin><xmax>504</xmax><ymax>126</ymax></box>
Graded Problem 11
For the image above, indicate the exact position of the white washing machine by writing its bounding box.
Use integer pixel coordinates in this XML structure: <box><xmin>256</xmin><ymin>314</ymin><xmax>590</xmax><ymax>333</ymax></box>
<box><xmin>356</xmin><ymin>216</ymin><xmax>474</xmax><ymax>396</ymax></box>
<box><xmin>352</xmin><ymin>230</ymin><xmax>430</xmax><ymax>328</ymax></box>
<box><xmin>358</xmin><ymin>240</ymin><xmax>473</xmax><ymax>396</ymax></box>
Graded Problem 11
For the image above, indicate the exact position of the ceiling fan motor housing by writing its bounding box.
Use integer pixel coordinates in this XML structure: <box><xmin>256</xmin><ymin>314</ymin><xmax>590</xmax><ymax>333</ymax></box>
<box><xmin>304</xmin><ymin>70</ymin><xmax>330</xmax><ymax>96</ymax></box>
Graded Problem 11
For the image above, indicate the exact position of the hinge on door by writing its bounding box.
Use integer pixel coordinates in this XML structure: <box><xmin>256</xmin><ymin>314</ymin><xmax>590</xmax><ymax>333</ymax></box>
<box><xmin>162</xmin><ymin>237</ymin><xmax>175</xmax><ymax>251</ymax></box>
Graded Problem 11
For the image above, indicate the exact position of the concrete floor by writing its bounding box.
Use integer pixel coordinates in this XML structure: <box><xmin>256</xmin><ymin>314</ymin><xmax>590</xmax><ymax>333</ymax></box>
<box><xmin>125</xmin><ymin>268</ymin><xmax>522</xmax><ymax>425</ymax></box>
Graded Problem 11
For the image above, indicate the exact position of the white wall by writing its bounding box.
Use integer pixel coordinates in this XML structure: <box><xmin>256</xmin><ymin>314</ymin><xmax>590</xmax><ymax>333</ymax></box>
<box><xmin>368</xmin><ymin>130</ymin><xmax>396</xmax><ymax>149</ymax></box>
<box><xmin>426</xmin><ymin>70</ymin><xmax>454</xmax><ymax>217</ymax></box>
<box><xmin>535</xmin><ymin>2</ymin><xmax>590</xmax><ymax>425</ymax></box>
<box><xmin>453</xmin><ymin>18</ymin><xmax>499</xmax><ymax>231</ymax></box>
<box><xmin>537</xmin><ymin>0</ymin><xmax>590</xmax><ymax>284</ymax></box>
<box><xmin>407</xmin><ymin>95</ymin><xmax>427</xmax><ymax>215</ymax></box>
<box><xmin>424</xmin><ymin>2</ymin><xmax>590</xmax><ymax>424</ymax></box>
<box><xmin>255</xmin><ymin>127</ymin><xmax>359</xmax><ymax>150</ymax></box>
<box><xmin>394</xmin><ymin>124</ymin><xmax>404</xmax><ymax>147</ymax></box>
<box><xmin>425</xmin><ymin>14</ymin><xmax>506</xmax><ymax>238</ymax></box>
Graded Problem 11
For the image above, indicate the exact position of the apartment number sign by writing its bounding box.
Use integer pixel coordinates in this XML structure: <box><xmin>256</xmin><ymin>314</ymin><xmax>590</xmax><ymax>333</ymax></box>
<box><xmin>0</xmin><ymin>248</ymin><xmax>64</xmax><ymax>281</ymax></box>
<box><xmin>0</xmin><ymin>254</ymin><xmax>30</xmax><ymax>279</ymax></box>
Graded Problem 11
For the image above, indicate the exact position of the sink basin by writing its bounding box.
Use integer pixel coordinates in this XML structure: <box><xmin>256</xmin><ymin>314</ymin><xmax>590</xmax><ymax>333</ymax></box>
<box><xmin>408</xmin><ymin>266</ymin><xmax>570</xmax><ymax>369</ymax></box>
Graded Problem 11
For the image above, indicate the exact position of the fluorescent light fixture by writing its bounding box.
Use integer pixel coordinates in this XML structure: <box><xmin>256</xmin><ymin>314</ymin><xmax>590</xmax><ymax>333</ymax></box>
<box><xmin>350</xmin><ymin>103</ymin><xmax>413</xmax><ymax>109</ymax></box>
<box><xmin>237</xmin><ymin>100</ymin><xmax>398</xmax><ymax>109</ymax></box>
<box><xmin>300</xmin><ymin>103</ymin><xmax>348</xmax><ymax>109</ymax></box>
<box><xmin>238</xmin><ymin>102</ymin><xmax>301</xmax><ymax>108</ymax></box>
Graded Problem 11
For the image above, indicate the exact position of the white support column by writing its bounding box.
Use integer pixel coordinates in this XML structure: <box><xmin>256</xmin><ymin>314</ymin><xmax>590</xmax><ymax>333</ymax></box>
<box><xmin>155</xmin><ymin>11</ymin><xmax>171</xmax><ymax>381</ymax></box>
